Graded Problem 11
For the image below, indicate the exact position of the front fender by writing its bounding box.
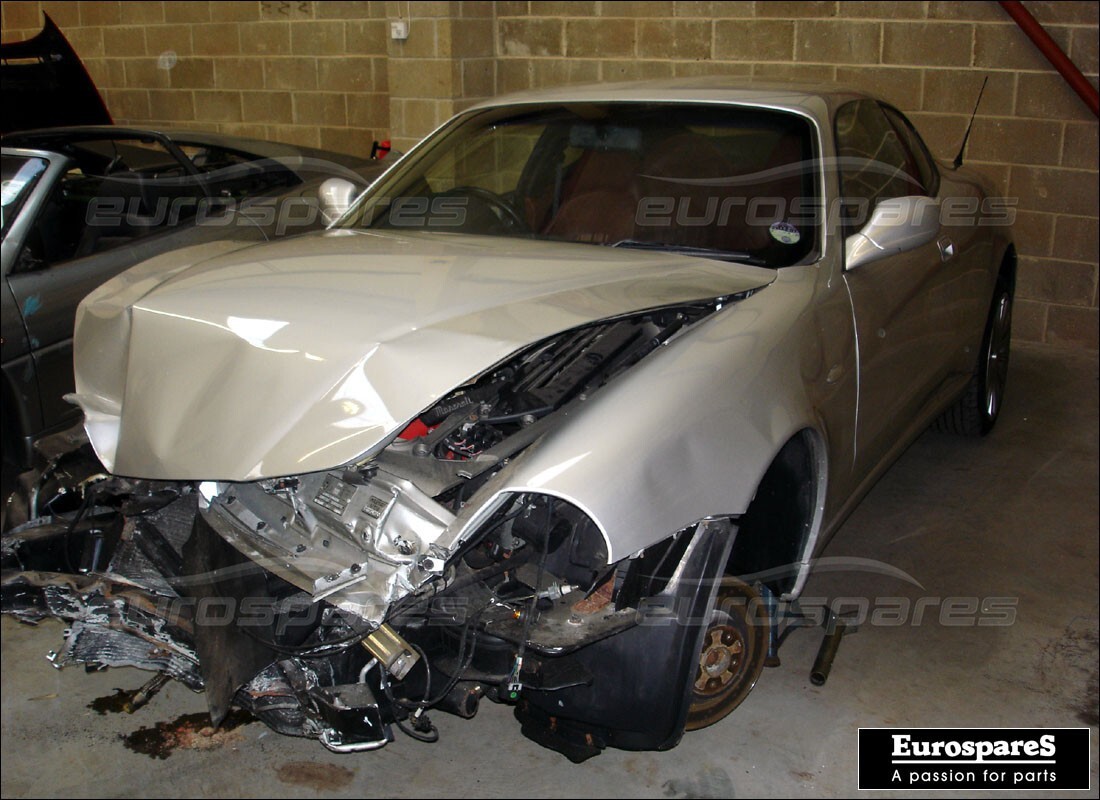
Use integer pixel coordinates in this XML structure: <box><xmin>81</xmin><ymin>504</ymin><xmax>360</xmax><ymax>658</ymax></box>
<box><xmin>469</xmin><ymin>266</ymin><xmax>843</xmax><ymax>563</ymax></box>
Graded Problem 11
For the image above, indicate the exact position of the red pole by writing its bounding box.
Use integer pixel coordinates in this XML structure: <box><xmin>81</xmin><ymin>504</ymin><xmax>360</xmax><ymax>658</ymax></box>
<box><xmin>999</xmin><ymin>0</ymin><xmax>1099</xmax><ymax>118</ymax></box>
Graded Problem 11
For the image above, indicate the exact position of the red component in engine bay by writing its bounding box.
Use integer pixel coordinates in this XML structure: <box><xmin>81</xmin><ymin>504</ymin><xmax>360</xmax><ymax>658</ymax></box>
<box><xmin>397</xmin><ymin>419</ymin><xmax>431</xmax><ymax>440</ymax></box>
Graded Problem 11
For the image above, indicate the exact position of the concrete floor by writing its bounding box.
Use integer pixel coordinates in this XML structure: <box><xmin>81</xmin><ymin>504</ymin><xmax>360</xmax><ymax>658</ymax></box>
<box><xmin>2</xmin><ymin>342</ymin><xmax>1097</xmax><ymax>798</ymax></box>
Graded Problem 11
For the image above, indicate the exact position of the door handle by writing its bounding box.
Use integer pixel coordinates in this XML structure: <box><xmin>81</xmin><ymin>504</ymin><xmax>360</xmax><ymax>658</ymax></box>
<box><xmin>937</xmin><ymin>236</ymin><xmax>955</xmax><ymax>262</ymax></box>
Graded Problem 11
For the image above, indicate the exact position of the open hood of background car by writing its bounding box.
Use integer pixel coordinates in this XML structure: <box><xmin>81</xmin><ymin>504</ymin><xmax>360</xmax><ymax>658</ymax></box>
<box><xmin>71</xmin><ymin>230</ymin><xmax>775</xmax><ymax>481</ymax></box>
<box><xmin>0</xmin><ymin>14</ymin><xmax>112</xmax><ymax>134</ymax></box>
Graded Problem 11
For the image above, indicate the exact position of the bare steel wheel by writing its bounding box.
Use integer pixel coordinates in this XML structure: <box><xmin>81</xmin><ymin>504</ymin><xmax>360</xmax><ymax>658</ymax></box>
<box><xmin>685</xmin><ymin>576</ymin><xmax>769</xmax><ymax>730</ymax></box>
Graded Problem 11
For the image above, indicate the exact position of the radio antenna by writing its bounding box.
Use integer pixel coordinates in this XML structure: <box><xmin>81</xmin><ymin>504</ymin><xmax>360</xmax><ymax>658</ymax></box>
<box><xmin>953</xmin><ymin>76</ymin><xmax>989</xmax><ymax>170</ymax></box>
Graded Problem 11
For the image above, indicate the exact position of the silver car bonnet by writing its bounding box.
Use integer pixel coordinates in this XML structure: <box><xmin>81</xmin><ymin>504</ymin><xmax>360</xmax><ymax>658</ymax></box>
<box><xmin>72</xmin><ymin>229</ymin><xmax>775</xmax><ymax>481</ymax></box>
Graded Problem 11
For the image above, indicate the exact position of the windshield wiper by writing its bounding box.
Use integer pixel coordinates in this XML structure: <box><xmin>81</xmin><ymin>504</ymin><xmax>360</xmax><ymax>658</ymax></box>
<box><xmin>608</xmin><ymin>239</ymin><xmax>768</xmax><ymax>266</ymax></box>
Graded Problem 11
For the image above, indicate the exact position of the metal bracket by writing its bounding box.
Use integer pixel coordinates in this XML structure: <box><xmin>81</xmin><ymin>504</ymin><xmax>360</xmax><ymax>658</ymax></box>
<box><xmin>760</xmin><ymin>591</ymin><xmax>860</xmax><ymax>686</ymax></box>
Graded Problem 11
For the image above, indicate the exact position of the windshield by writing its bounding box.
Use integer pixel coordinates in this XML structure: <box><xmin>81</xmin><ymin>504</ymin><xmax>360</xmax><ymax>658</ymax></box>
<box><xmin>1</xmin><ymin>154</ymin><xmax>48</xmax><ymax>239</ymax></box>
<box><xmin>346</xmin><ymin>102</ymin><xmax>819</xmax><ymax>268</ymax></box>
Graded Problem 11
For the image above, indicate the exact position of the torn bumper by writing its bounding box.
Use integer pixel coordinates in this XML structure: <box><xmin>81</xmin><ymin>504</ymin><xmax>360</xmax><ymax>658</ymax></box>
<box><xmin>2</xmin><ymin>427</ymin><xmax>737</xmax><ymax>758</ymax></box>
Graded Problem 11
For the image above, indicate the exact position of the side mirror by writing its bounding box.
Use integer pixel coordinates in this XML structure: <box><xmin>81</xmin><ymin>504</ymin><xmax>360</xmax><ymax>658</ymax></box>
<box><xmin>318</xmin><ymin>177</ymin><xmax>360</xmax><ymax>225</ymax></box>
<box><xmin>844</xmin><ymin>196</ymin><xmax>940</xmax><ymax>270</ymax></box>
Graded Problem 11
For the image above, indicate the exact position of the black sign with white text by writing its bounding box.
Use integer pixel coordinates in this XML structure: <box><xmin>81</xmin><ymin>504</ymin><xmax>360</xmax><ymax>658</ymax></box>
<box><xmin>858</xmin><ymin>728</ymin><xmax>1090</xmax><ymax>791</ymax></box>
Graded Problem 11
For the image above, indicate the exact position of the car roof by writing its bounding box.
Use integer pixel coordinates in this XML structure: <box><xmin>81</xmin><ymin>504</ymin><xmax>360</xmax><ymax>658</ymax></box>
<box><xmin>2</xmin><ymin>126</ymin><xmax>370</xmax><ymax>171</ymax></box>
<box><xmin>4</xmin><ymin>125</ymin><xmax>298</xmax><ymax>155</ymax></box>
<box><xmin>464</xmin><ymin>77</ymin><xmax>869</xmax><ymax>122</ymax></box>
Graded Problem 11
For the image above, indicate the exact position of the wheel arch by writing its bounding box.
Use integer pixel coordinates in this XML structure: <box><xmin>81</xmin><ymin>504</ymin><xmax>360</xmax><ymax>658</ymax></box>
<box><xmin>726</xmin><ymin>426</ymin><xmax>828</xmax><ymax>598</ymax></box>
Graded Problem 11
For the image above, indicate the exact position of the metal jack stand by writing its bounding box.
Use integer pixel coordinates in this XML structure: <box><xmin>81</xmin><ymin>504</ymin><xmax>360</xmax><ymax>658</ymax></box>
<box><xmin>758</xmin><ymin>586</ymin><xmax>860</xmax><ymax>685</ymax></box>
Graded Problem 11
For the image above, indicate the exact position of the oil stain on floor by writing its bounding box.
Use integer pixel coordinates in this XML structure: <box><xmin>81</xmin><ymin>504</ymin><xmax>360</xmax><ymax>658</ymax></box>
<box><xmin>274</xmin><ymin>761</ymin><xmax>356</xmax><ymax>791</ymax></box>
<box><xmin>88</xmin><ymin>688</ymin><xmax>137</xmax><ymax>715</ymax></box>
<box><xmin>120</xmin><ymin>709</ymin><xmax>254</xmax><ymax>759</ymax></box>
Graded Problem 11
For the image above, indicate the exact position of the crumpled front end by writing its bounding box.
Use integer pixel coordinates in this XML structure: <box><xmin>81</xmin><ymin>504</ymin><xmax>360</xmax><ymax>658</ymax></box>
<box><xmin>4</xmin><ymin>296</ymin><xmax>764</xmax><ymax>758</ymax></box>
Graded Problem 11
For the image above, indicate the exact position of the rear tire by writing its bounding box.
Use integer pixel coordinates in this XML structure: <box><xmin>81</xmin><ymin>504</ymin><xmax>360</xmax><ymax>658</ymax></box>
<box><xmin>934</xmin><ymin>279</ymin><xmax>1012</xmax><ymax>437</ymax></box>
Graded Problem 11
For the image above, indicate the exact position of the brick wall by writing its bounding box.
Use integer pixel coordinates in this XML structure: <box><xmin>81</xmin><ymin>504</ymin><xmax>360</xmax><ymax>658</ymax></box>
<box><xmin>1</xmin><ymin>0</ymin><xmax>392</xmax><ymax>155</ymax></box>
<box><xmin>2</xmin><ymin>0</ymin><xmax>1097</xmax><ymax>348</ymax></box>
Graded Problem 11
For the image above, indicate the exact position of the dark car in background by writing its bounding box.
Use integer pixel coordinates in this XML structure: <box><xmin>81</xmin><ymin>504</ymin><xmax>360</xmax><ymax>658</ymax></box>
<box><xmin>2</xmin><ymin>128</ymin><xmax>385</xmax><ymax>467</ymax></box>
<box><xmin>2</xmin><ymin>16</ymin><xmax>389</xmax><ymax>468</ymax></box>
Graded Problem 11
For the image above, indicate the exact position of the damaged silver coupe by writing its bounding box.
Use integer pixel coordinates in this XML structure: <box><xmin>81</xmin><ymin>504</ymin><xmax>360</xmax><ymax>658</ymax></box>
<box><xmin>2</xmin><ymin>81</ymin><xmax>1015</xmax><ymax>761</ymax></box>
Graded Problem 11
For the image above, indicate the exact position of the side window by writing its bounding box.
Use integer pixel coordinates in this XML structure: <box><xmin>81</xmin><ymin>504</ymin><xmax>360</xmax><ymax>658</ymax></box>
<box><xmin>880</xmin><ymin>104</ymin><xmax>939</xmax><ymax>197</ymax></box>
<box><xmin>834</xmin><ymin>99</ymin><xmax>924</xmax><ymax>233</ymax></box>
<box><xmin>18</xmin><ymin>168</ymin><xmax>89</xmax><ymax>270</ymax></box>
<box><xmin>1</xmin><ymin>155</ymin><xmax>48</xmax><ymax>240</ymax></box>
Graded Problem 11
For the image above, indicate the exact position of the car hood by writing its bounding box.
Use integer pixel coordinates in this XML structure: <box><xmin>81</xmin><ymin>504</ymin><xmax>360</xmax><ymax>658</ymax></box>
<box><xmin>72</xmin><ymin>230</ymin><xmax>775</xmax><ymax>481</ymax></box>
<box><xmin>0</xmin><ymin>15</ymin><xmax>112</xmax><ymax>134</ymax></box>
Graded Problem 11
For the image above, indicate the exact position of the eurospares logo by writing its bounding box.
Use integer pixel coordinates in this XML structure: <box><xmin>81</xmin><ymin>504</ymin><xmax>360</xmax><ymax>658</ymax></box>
<box><xmin>858</xmin><ymin>728</ymin><xmax>1090</xmax><ymax>790</ymax></box>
